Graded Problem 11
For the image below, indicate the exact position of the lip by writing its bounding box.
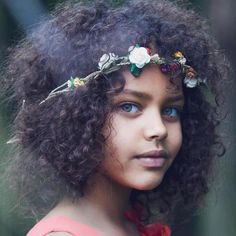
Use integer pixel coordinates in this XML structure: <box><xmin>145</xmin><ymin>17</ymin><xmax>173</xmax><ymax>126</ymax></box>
<box><xmin>135</xmin><ymin>150</ymin><xmax>168</xmax><ymax>167</ymax></box>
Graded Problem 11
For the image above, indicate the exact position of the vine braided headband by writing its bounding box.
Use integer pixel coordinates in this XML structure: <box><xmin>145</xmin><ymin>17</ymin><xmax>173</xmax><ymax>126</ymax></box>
<box><xmin>40</xmin><ymin>45</ymin><xmax>206</xmax><ymax>104</ymax></box>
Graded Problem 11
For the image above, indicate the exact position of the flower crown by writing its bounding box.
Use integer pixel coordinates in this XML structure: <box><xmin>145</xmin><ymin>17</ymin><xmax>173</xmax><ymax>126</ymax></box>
<box><xmin>40</xmin><ymin>45</ymin><xmax>206</xmax><ymax>104</ymax></box>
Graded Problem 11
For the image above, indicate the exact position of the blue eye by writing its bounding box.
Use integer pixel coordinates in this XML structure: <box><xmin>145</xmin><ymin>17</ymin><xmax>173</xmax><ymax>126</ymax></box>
<box><xmin>120</xmin><ymin>103</ymin><xmax>139</xmax><ymax>113</ymax></box>
<box><xmin>162</xmin><ymin>107</ymin><xmax>181</xmax><ymax>118</ymax></box>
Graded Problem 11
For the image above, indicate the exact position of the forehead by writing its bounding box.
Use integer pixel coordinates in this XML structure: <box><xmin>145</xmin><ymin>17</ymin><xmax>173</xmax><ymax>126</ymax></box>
<box><xmin>120</xmin><ymin>65</ymin><xmax>183</xmax><ymax>99</ymax></box>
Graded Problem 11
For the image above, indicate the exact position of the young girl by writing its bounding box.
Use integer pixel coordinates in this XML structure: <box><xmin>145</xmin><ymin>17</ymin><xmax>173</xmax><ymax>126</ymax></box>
<box><xmin>3</xmin><ymin>0</ymin><xmax>229</xmax><ymax>235</ymax></box>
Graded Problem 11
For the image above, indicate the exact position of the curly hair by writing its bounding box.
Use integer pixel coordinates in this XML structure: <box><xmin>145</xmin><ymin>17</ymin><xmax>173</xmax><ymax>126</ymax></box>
<box><xmin>3</xmin><ymin>0</ymin><xmax>229</xmax><ymax>225</ymax></box>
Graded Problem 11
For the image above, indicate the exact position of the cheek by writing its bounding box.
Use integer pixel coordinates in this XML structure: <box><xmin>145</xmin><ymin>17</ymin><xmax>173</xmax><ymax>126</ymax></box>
<box><xmin>102</xmin><ymin>130</ymin><xmax>125</xmax><ymax>166</ymax></box>
<box><xmin>99</xmin><ymin>138</ymin><xmax>127</xmax><ymax>186</ymax></box>
<box><xmin>101</xmin><ymin>120</ymin><xmax>133</xmax><ymax>180</ymax></box>
<box><xmin>101</xmin><ymin>124</ymin><xmax>122</xmax><ymax>168</ymax></box>
<box><xmin>168</xmin><ymin>123</ymin><xmax>183</xmax><ymax>156</ymax></box>
<box><xmin>103</xmin><ymin>115</ymin><xmax>132</xmax><ymax>155</ymax></box>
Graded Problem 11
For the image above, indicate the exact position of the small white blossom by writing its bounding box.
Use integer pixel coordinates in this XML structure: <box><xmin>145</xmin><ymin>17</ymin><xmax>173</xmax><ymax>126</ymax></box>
<box><xmin>178</xmin><ymin>57</ymin><xmax>187</xmax><ymax>65</ymax></box>
<box><xmin>128</xmin><ymin>47</ymin><xmax>151</xmax><ymax>68</ymax></box>
<box><xmin>184</xmin><ymin>77</ymin><xmax>198</xmax><ymax>88</ymax></box>
<box><xmin>151</xmin><ymin>53</ymin><xmax>161</xmax><ymax>63</ymax></box>
<box><xmin>67</xmin><ymin>80</ymin><xmax>73</xmax><ymax>88</ymax></box>
<box><xmin>98</xmin><ymin>53</ymin><xmax>118</xmax><ymax>70</ymax></box>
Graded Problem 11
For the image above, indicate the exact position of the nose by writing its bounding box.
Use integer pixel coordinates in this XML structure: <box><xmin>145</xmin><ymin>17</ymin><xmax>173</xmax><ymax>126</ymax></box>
<box><xmin>143</xmin><ymin>109</ymin><xmax>168</xmax><ymax>141</ymax></box>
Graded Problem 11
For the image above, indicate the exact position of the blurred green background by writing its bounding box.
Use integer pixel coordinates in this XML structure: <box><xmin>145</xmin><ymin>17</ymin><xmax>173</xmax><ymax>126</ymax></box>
<box><xmin>0</xmin><ymin>0</ymin><xmax>236</xmax><ymax>235</ymax></box>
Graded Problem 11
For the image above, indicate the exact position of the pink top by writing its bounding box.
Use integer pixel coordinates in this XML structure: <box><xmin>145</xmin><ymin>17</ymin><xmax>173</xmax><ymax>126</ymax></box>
<box><xmin>27</xmin><ymin>210</ymin><xmax>171</xmax><ymax>236</ymax></box>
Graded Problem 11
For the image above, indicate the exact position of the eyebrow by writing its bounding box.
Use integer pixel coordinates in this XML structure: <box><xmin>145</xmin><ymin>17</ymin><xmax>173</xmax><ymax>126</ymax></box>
<box><xmin>119</xmin><ymin>89</ymin><xmax>152</xmax><ymax>100</ymax></box>
<box><xmin>165</xmin><ymin>94</ymin><xmax>185</xmax><ymax>103</ymax></box>
<box><xmin>117</xmin><ymin>89</ymin><xmax>184</xmax><ymax>103</ymax></box>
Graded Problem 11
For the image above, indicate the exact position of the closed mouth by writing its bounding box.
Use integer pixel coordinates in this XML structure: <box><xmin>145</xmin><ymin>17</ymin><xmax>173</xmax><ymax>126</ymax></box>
<box><xmin>135</xmin><ymin>150</ymin><xmax>168</xmax><ymax>167</ymax></box>
<box><xmin>135</xmin><ymin>149</ymin><xmax>168</xmax><ymax>159</ymax></box>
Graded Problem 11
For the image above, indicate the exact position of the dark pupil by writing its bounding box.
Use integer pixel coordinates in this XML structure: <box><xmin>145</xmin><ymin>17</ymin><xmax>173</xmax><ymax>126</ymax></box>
<box><xmin>164</xmin><ymin>108</ymin><xmax>172</xmax><ymax>115</ymax></box>
<box><xmin>123</xmin><ymin>104</ymin><xmax>132</xmax><ymax>112</ymax></box>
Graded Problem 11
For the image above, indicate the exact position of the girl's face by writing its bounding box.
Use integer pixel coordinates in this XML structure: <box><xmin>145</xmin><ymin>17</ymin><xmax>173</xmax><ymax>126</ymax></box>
<box><xmin>102</xmin><ymin>65</ymin><xmax>184</xmax><ymax>191</ymax></box>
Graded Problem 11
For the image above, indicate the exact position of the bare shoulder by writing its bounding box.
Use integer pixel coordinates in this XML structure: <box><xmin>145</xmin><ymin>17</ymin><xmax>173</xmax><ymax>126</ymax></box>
<box><xmin>45</xmin><ymin>233</ymin><xmax>73</xmax><ymax>236</ymax></box>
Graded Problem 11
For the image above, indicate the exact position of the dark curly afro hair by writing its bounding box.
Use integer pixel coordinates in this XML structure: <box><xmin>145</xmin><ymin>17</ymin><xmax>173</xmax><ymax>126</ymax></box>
<box><xmin>2</xmin><ymin>0</ymin><xmax>230</xmax><ymax>225</ymax></box>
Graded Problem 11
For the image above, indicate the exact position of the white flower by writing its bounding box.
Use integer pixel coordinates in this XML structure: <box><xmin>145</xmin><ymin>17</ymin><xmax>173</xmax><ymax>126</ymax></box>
<box><xmin>67</xmin><ymin>79</ymin><xmax>73</xmax><ymax>88</ymax></box>
<box><xmin>98</xmin><ymin>53</ymin><xmax>118</xmax><ymax>70</ymax></box>
<box><xmin>184</xmin><ymin>77</ymin><xmax>198</xmax><ymax>88</ymax></box>
<box><xmin>151</xmin><ymin>53</ymin><xmax>161</xmax><ymax>63</ymax></box>
<box><xmin>128</xmin><ymin>47</ymin><xmax>151</xmax><ymax>68</ymax></box>
<box><xmin>178</xmin><ymin>57</ymin><xmax>187</xmax><ymax>65</ymax></box>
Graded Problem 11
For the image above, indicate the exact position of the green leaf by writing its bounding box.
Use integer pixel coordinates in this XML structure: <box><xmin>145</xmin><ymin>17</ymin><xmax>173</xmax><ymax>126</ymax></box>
<box><xmin>130</xmin><ymin>64</ymin><xmax>142</xmax><ymax>77</ymax></box>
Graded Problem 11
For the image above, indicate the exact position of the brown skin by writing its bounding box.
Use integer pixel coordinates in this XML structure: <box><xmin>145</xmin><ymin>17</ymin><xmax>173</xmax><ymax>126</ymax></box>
<box><xmin>44</xmin><ymin>66</ymin><xmax>184</xmax><ymax>236</ymax></box>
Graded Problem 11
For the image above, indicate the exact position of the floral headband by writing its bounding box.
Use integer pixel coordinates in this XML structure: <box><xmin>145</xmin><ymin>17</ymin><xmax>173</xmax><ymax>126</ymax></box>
<box><xmin>40</xmin><ymin>45</ymin><xmax>206</xmax><ymax>104</ymax></box>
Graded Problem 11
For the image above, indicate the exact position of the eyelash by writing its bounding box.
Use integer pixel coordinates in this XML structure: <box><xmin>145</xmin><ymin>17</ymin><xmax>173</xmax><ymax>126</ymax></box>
<box><xmin>162</xmin><ymin>107</ymin><xmax>183</xmax><ymax>119</ymax></box>
<box><xmin>119</xmin><ymin>103</ymin><xmax>140</xmax><ymax>113</ymax></box>
<box><xmin>117</xmin><ymin>102</ymin><xmax>183</xmax><ymax>119</ymax></box>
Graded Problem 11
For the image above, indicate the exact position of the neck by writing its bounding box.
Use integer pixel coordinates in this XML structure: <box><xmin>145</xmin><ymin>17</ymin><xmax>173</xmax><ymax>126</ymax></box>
<box><xmin>80</xmin><ymin>172</ymin><xmax>132</xmax><ymax>225</ymax></box>
<box><xmin>59</xmin><ymin>172</ymin><xmax>132</xmax><ymax>228</ymax></box>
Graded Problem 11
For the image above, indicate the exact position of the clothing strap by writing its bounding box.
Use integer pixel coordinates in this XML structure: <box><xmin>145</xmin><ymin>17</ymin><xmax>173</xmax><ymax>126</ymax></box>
<box><xmin>26</xmin><ymin>215</ymin><xmax>103</xmax><ymax>236</ymax></box>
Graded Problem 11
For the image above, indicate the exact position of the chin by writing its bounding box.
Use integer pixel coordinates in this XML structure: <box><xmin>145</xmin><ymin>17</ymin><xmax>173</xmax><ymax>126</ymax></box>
<box><xmin>133</xmin><ymin>178</ymin><xmax>164</xmax><ymax>191</ymax></box>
